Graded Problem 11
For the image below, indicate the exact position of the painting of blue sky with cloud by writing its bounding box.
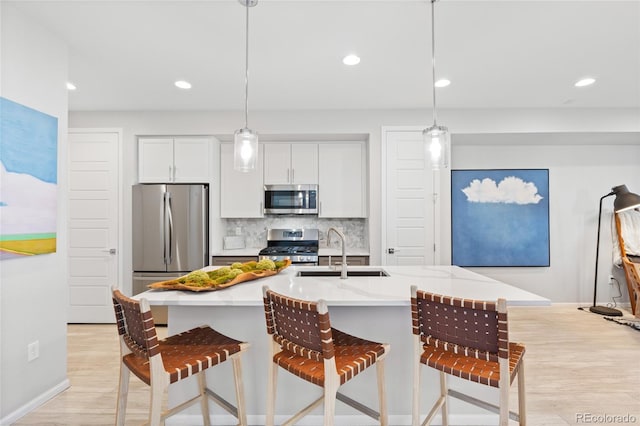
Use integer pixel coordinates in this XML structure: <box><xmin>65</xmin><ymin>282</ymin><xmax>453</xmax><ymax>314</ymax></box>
<box><xmin>0</xmin><ymin>97</ymin><xmax>58</xmax><ymax>259</ymax></box>
<box><xmin>451</xmin><ymin>169</ymin><xmax>549</xmax><ymax>267</ymax></box>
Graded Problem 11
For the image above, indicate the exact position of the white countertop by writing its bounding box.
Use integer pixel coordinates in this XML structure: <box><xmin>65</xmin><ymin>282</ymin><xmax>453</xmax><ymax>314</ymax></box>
<box><xmin>138</xmin><ymin>265</ymin><xmax>550</xmax><ymax>307</ymax></box>
<box><xmin>211</xmin><ymin>248</ymin><xmax>370</xmax><ymax>257</ymax></box>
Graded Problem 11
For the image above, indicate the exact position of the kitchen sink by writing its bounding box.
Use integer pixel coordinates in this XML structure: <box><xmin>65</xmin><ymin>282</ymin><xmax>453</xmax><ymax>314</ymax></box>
<box><xmin>296</xmin><ymin>269</ymin><xmax>390</xmax><ymax>277</ymax></box>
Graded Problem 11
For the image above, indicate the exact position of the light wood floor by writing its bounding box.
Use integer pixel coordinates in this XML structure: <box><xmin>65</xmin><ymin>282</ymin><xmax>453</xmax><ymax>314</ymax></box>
<box><xmin>11</xmin><ymin>305</ymin><xmax>640</xmax><ymax>426</ymax></box>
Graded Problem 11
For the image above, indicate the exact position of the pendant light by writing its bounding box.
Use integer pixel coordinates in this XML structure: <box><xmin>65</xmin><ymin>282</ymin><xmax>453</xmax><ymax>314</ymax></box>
<box><xmin>234</xmin><ymin>0</ymin><xmax>259</xmax><ymax>172</ymax></box>
<box><xmin>423</xmin><ymin>0</ymin><xmax>449</xmax><ymax>170</ymax></box>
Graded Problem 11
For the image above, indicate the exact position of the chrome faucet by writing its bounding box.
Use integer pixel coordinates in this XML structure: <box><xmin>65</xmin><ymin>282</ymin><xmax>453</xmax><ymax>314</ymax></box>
<box><xmin>327</xmin><ymin>227</ymin><xmax>348</xmax><ymax>279</ymax></box>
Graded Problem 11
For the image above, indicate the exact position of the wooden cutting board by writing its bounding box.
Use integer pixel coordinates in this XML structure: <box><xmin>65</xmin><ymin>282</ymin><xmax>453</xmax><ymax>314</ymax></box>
<box><xmin>148</xmin><ymin>259</ymin><xmax>291</xmax><ymax>292</ymax></box>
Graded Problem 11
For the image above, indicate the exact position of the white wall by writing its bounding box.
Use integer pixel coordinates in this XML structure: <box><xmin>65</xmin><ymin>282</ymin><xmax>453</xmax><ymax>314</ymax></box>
<box><xmin>446</xmin><ymin>137</ymin><xmax>640</xmax><ymax>305</ymax></box>
<box><xmin>69</xmin><ymin>108</ymin><xmax>640</xmax><ymax>305</ymax></box>
<box><xmin>0</xmin><ymin>4</ymin><xmax>70</xmax><ymax>422</ymax></box>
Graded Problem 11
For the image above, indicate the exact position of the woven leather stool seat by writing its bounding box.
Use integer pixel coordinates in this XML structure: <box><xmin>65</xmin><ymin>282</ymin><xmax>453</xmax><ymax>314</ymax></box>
<box><xmin>420</xmin><ymin>342</ymin><xmax>525</xmax><ymax>388</ymax></box>
<box><xmin>122</xmin><ymin>325</ymin><xmax>245</xmax><ymax>385</ymax></box>
<box><xmin>112</xmin><ymin>288</ymin><xmax>249</xmax><ymax>426</ymax></box>
<box><xmin>411</xmin><ymin>286</ymin><xmax>526</xmax><ymax>426</ymax></box>
<box><xmin>263</xmin><ymin>285</ymin><xmax>389</xmax><ymax>426</ymax></box>
<box><xmin>274</xmin><ymin>327</ymin><xmax>386</xmax><ymax>387</ymax></box>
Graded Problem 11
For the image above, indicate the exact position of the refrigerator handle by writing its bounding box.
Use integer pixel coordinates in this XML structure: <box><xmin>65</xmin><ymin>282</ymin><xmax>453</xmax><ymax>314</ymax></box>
<box><xmin>163</xmin><ymin>191</ymin><xmax>173</xmax><ymax>265</ymax></box>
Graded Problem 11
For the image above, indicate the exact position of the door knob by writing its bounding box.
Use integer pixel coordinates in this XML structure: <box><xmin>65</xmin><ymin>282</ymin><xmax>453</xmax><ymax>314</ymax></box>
<box><xmin>102</xmin><ymin>248</ymin><xmax>117</xmax><ymax>255</ymax></box>
<box><xmin>388</xmin><ymin>248</ymin><xmax>395</xmax><ymax>254</ymax></box>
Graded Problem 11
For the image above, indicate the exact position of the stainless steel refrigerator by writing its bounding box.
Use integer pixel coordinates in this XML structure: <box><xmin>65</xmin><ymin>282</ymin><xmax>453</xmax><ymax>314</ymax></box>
<box><xmin>132</xmin><ymin>184</ymin><xmax>209</xmax><ymax>314</ymax></box>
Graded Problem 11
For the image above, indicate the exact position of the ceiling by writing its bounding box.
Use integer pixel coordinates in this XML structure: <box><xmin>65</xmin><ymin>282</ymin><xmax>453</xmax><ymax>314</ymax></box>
<box><xmin>7</xmin><ymin>0</ymin><xmax>640</xmax><ymax>112</ymax></box>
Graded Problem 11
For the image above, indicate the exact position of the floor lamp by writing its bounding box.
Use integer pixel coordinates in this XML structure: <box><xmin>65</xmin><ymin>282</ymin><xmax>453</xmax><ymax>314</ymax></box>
<box><xmin>590</xmin><ymin>184</ymin><xmax>640</xmax><ymax>316</ymax></box>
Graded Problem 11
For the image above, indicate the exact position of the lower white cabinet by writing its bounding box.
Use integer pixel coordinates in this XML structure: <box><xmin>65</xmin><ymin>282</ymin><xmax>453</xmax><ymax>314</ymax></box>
<box><xmin>220</xmin><ymin>143</ymin><xmax>264</xmax><ymax>218</ymax></box>
<box><xmin>318</xmin><ymin>142</ymin><xmax>367</xmax><ymax>218</ymax></box>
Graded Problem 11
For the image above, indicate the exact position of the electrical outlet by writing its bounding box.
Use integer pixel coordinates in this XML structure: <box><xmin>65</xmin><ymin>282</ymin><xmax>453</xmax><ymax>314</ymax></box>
<box><xmin>27</xmin><ymin>341</ymin><xmax>39</xmax><ymax>362</ymax></box>
<box><xmin>235</xmin><ymin>227</ymin><xmax>242</xmax><ymax>236</ymax></box>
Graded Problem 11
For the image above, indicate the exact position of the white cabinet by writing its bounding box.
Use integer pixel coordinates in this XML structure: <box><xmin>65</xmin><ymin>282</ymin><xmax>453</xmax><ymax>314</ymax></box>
<box><xmin>220</xmin><ymin>143</ymin><xmax>264</xmax><ymax>218</ymax></box>
<box><xmin>138</xmin><ymin>137</ymin><xmax>211</xmax><ymax>183</ymax></box>
<box><xmin>318</xmin><ymin>142</ymin><xmax>367</xmax><ymax>218</ymax></box>
<box><xmin>263</xmin><ymin>143</ymin><xmax>318</xmax><ymax>184</ymax></box>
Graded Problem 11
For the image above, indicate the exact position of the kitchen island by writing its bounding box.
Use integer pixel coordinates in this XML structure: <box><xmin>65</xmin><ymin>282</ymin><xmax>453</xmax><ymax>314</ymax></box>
<box><xmin>138</xmin><ymin>265</ymin><xmax>549</xmax><ymax>425</ymax></box>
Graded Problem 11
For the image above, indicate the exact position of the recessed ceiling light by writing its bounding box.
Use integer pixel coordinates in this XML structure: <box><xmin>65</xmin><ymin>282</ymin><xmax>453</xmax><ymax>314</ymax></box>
<box><xmin>66</xmin><ymin>82</ymin><xmax>77</xmax><ymax>91</ymax></box>
<box><xmin>342</xmin><ymin>54</ymin><xmax>361</xmax><ymax>66</ymax></box>
<box><xmin>435</xmin><ymin>79</ymin><xmax>450</xmax><ymax>88</ymax></box>
<box><xmin>575</xmin><ymin>77</ymin><xmax>595</xmax><ymax>87</ymax></box>
<box><xmin>175</xmin><ymin>80</ymin><xmax>192</xmax><ymax>89</ymax></box>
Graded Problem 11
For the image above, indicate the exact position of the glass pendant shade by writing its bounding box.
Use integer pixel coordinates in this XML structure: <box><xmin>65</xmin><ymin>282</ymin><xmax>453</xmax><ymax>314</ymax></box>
<box><xmin>423</xmin><ymin>0</ymin><xmax>449</xmax><ymax>171</ymax></box>
<box><xmin>233</xmin><ymin>127</ymin><xmax>258</xmax><ymax>172</ymax></box>
<box><xmin>423</xmin><ymin>124</ymin><xmax>449</xmax><ymax>170</ymax></box>
<box><xmin>233</xmin><ymin>0</ymin><xmax>258</xmax><ymax>172</ymax></box>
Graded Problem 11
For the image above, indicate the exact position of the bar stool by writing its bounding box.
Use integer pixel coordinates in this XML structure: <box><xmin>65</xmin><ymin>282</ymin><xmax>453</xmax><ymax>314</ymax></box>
<box><xmin>410</xmin><ymin>286</ymin><xmax>526</xmax><ymax>426</ymax></box>
<box><xmin>111</xmin><ymin>288</ymin><xmax>249</xmax><ymax>425</ymax></box>
<box><xmin>262</xmin><ymin>285</ymin><xmax>390</xmax><ymax>426</ymax></box>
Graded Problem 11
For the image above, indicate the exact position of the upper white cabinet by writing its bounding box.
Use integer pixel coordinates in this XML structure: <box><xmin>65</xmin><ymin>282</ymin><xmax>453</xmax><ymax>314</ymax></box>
<box><xmin>138</xmin><ymin>137</ymin><xmax>211</xmax><ymax>183</ymax></box>
<box><xmin>318</xmin><ymin>142</ymin><xmax>367</xmax><ymax>218</ymax></box>
<box><xmin>263</xmin><ymin>143</ymin><xmax>318</xmax><ymax>185</ymax></box>
<box><xmin>220</xmin><ymin>143</ymin><xmax>264</xmax><ymax>218</ymax></box>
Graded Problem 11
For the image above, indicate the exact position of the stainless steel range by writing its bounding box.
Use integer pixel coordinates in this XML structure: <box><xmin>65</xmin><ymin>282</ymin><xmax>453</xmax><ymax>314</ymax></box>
<box><xmin>259</xmin><ymin>228</ymin><xmax>319</xmax><ymax>266</ymax></box>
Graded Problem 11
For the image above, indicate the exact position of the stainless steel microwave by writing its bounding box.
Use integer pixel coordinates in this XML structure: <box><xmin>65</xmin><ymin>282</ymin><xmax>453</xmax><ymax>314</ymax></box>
<box><xmin>264</xmin><ymin>184</ymin><xmax>318</xmax><ymax>215</ymax></box>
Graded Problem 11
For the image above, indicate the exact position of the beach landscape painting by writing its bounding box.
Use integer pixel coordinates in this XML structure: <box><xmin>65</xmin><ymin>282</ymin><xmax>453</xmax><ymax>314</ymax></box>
<box><xmin>0</xmin><ymin>97</ymin><xmax>58</xmax><ymax>259</ymax></box>
<box><xmin>451</xmin><ymin>169</ymin><xmax>550</xmax><ymax>267</ymax></box>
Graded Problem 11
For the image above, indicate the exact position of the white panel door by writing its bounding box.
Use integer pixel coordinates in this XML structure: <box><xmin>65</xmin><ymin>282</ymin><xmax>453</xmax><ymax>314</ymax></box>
<box><xmin>384</xmin><ymin>130</ymin><xmax>435</xmax><ymax>265</ymax></box>
<box><xmin>68</xmin><ymin>130</ymin><xmax>119</xmax><ymax>323</ymax></box>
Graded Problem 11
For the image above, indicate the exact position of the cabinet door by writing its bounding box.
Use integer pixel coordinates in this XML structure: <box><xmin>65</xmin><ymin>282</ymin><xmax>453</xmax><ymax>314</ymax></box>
<box><xmin>291</xmin><ymin>143</ymin><xmax>318</xmax><ymax>184</ymax></box>
<box><xmin>318</xmin><ymin>142</ymin><xmax>366</xmax><ymax>218</ymax></box>
<box><xmin>220</xmin><ymin>143</ymin><xmax>264</xmax><ymax>218</ymax></box>
<box><xmin>138</xmin><ymin>138</ymin><xmax>174</xmax><ymax>182</ymax></box>
<box><xmin>173</xmin><ymin>137</ymin><xmax>211</xmax><ymax>182</ymax></box>
<box><xmin>263</xmin><ymin>143</ymin><xmax>291</xmax><ymax>184</ymax></box>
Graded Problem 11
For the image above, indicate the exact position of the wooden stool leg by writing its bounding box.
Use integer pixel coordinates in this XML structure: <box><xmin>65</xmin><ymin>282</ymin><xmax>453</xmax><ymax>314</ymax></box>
<box><xmin>323</xmin><ymin>387</ymin><xmax>337</xmax><ymax>426</ymax></box>
<box><xmin>197</xmin><ymin>372</ymin><xmax>211</xmax><ymax>426</ymax></box>
<box><xmin>376</xmin><ymin>359</ymin><xmax>388</xmax><ymax>425</ymax></box>
<box><xmin>499</xmin><ymin>386</ymin><xmax>508</xmax><ymax>426</ymax></box>
<box><xmin>412</xmin><ymin>342</ymin><xmax>421</xmax><ymax>426</ymax></box>
<box><xmin>518</xmin><ymin>359</ymin><xmax>526</xmax><ymax>426</ymax></box>
<box><xmin>148</xmin><ymin>380</ymin><xmax>165</xmax><ymax>426</ymax></box>
<box><xmin>265</xmin><ymin>348</ymin><xmax>278</xmax><ymax>426</ymax></box>
<box><xmin>439</xmin><ymin>372</ymin><xmax>449</xmax><ymax>426</ymax></box>
<box><xmin>231</xmin><ymin>354</ymin><xmax>248</xmax><ymax>426</ymax></box>
<box><xmin>115</xmin><ymin>365</ymin><xmax>130</xmax><ymax>426</ymax></box>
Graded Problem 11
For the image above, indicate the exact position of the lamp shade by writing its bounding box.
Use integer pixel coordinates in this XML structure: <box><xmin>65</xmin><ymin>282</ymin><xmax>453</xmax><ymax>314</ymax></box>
<box><xmin>233</xmin><ymin>128</ymin><xmax>258</xmax><ymax>172</ymax></box>
<box><xmin>612</xmin><ymin>184</ymin><xmax>640</xmax><ymax>212</ymax></box>
<box><xmin>423</xmin><ymin>124</ymin><xmax>450</xmax><ymax>170</ymax></box>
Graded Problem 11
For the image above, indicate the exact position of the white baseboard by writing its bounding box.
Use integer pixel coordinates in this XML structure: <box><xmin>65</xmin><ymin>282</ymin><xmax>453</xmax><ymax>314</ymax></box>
<box><xmin>0</xmin><ymin>379</ymin><xmax>70</xmax><ymax>425</ymax></box>
<box><xmin>166</xmin><ymin>413</ymin><xmax>498</xmax><ymax>425</ymax></box>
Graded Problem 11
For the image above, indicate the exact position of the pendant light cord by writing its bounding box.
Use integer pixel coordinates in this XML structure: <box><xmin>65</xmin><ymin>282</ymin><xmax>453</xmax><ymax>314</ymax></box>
<box><xmin>430</xmin><ymin>0</ymin><xmax>437</xmax><ymax>127</ymax></box>
<box><xmin>244</xmin><ymin>2</ymin><xmax>250</xmax><ymax>129</ymax></box>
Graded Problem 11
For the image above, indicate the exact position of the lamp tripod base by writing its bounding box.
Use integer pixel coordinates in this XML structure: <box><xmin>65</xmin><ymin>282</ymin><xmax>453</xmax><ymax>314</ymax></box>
<box><xmin>589</xmin><ymin>305</ymin><xmax>623</xmax><ymax>316</ymax></box>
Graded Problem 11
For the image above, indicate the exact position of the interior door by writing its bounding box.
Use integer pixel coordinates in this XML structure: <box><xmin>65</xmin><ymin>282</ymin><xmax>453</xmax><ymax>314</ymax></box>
<box><xmin>67</xmin><ymin>130</ymin><xmax>120</xmax><ymax>323</ymax></box>
<box><xmin>383</xmin><ymin>129</ymin><xmax>436</xmax><ymax>265</ymax></box>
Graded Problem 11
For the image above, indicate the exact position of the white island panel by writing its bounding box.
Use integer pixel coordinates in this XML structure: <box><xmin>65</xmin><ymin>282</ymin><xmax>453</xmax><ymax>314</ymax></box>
<box><xmin>137</xmin><ymin>266</ymin><xmax>548</xmax><ymax>425</ymax></box>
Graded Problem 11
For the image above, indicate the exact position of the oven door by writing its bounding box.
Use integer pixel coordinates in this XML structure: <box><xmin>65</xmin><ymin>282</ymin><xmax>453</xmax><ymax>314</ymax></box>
<box><xmin>259</xmin><ymin>254</ymin><xmax>318</xmax><ymax>266</ymax></box>
<box><xmin>264</xmin><ymin>184</ymin><xmax>318</xmax><ymax>215</ymax></box>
